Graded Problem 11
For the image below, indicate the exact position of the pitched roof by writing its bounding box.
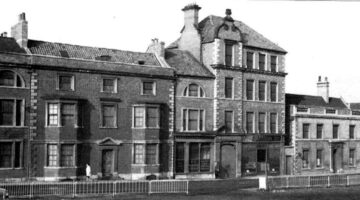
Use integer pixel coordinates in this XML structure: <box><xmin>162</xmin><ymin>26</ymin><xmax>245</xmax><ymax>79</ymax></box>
<box><xmin>165</xmin><ymin>49</ymin><xmax>214</xmax><ymax>78</ymax></box>
<box><xmin>0</xmin><ymin>37</ymin><xmax>26</xmax><ymax>54</ymax></box>
<box><xmin>168</xmin><ymin>15</ymin><xmax>286</xmax><ymax>53</ymax></box>
<box><xmin>27</xmin><ymin>39</ymin><xmax>161</xmax><ymax>66</ymax></box>
<box><xmin>350</xmin><ymin>103</ymin><xmax>360</xmax><ymax>110</ymax></box>
<box><xmin>286</xmin><ymin>93</ymin><xmax>347</xmax><ymax>109</ymax></box>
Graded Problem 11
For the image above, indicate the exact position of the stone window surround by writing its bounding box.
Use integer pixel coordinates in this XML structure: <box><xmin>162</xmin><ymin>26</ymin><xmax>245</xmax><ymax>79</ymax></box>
<box><xmin>132</xmin><ymin>142</ymin><xmax>159</xmax><ymax>166</ymax></box>
<box><xmin>100</xmin><ymin>77</ymin><xmax>118</xmax><ymax>93</ymax></box>
<box><xmin>141</xmin><ymin>80</ymin><xmax>156</xmax><ymax>96</ymax></box>
<box><xmin>0</xmin><ymin>69</ymin><xmax>25</xmax><ymax>88</ymax></box>
<box><xmin>181</xmin><ymin>108</ymin><xmax>205</xmax><ymax>132</ymax></box>
<box><xmin>57</xmin><ymin>73</ymin><xmax>75</xmax><ymax>91</ymax></box>
<box><xmin>132</xmin><ymin>104</ymin><xmax>160</xmax><ymax>129</ymax></box>
<box><xmin>0</xmin><ymin>98</ymin><xmax>25</xmax><ymax>127</ymax></box>
<box><xmin>45</xmin><ymin>100</ymin><xmax>80</xmax><ymax>128</ymax></box>
<box><xmin>44</xmin><ymin>143</ymin><xmax>77</xmax><ymax>168</ymax></box>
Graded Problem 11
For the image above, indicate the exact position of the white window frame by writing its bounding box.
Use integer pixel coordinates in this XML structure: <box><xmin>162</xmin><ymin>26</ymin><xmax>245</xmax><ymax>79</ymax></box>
<box><xmin>0</xmin><ymin>70</ymin><xmax>25</xmax><ymax>88</ymax></box>
<box><xmin>45</xmin><ymin>101</ymin><xmax>79</xmax><ymax>128</ymax></box>
<box><xmin>270</xmin><ymin>112</ymin><xmax>278</xmax><ymax>133</ymax></box>
<box><xmin>246</xmin><ymin>51</ymin><xmax>254</xmax><ymax>69</ymax></box>
<box><xmin>246</xmin><ymin>111</ymin><xmax>255</xmax><ymax>133</ymax></box>
<box><xmin>57</xmin><ymin>74</ymin><xmax>75</xmax><ymax>91</ymax></box>
<box><xmin>182</xmin><ymin>108</ymin><xmax>205</xmax><ymax>132</ymax></box>
<box><xmin>0</xmin><ymin>140</ymin><xmax>23</xmax><ymax>169</ymax></box>
<box><xmin>270</xmin><ymin>82</ymin><xmax>278</xmax><ymax>102</ymax></box>
<box><xmin>100</xmin><ymin>102</ymin><xmax>118</xmax><ymax>128</ymax></box>
<box><xmin>141</xmin><ymin>81</ymin><xmax>156</xmax><ymax>96</ymax></box>
<box><xmin>183</xmin><ymin>83</ymin><xmax>206</xmax><ymax>98</ymax></box>
<box><xmin>132</xmin><ymin>143</ymin><xmax>159</xmax><ymax>165</ymax></box>
<box><xmin>225</xmin><ymin>110</ymin><xmax>234</xmax><ymax>133</ymax></box>
<box><xmin>101</xmin><ymin>77</ymin><xmax>118</xmax><ymax>93</ymax></box>
<box><xmin>258</xmin><ymin>80</ymin><xmax>267</xmax><ymax>102</ymax></box>
<box><xmin>132</xmin><ymin>105</ymin><xmax>160</xmax><ymax>129</ymax></box>
<box><xmin>258</xmin><ymin>53</ymin><xmax>266</xmax><ymax>71</ymax></box>
<box><xmin>0</xmin><ymin>98</ymin><xmax>25</xmax><ymax>127</ymax></box>
<box><xmin>258</xmin><ymin>112</ymin><xmax>267</xmax><ymax>134</ymax></box>
<box><xmin>270</xmin><ymin>55</ymin><xmax>278</xmax><ymax>72</ymax></box>
<box><xmin>45</xmin><ymin>143</ymin><xmax>76</xmax><ymax>168</ymax></box>
<box><xmin>246</xmin><ymin>79</ymin><xmax>255</xmax><ymax>101</ymax></box>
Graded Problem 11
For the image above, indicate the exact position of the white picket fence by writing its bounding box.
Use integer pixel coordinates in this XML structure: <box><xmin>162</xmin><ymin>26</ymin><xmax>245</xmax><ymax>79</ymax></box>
<box><xmin>267</xmin><ymin>173</ymin><xmax>360</xmax><ymax>189</ymax></box>
<box><xmin>0</xmin><ymin>179</ymin><xmax>188</xmax><ymax>198</ymax></box>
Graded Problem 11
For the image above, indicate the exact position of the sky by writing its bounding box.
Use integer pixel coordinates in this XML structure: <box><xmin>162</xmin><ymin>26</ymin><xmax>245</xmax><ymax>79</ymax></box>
<box><xmin>1</xmin><ymin>0</ymin><xmax>360</xmax><ymax>102</ymax></box>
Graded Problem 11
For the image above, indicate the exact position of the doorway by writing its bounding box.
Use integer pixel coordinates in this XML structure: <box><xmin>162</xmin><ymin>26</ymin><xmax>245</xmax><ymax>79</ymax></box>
<box><xmin>285</xmin><ymin>156</ymin><xmax>293</xmax><ymax>175</ymax></box>
<box><xmin>220</xmin><ymin>144</ymin><xmax>236</xmax><ymax>178</ymax></box>
<box><xmin>332</xmin><ymin>147</ymin><xmax>343</xmax><ymax>173</ymax></box>
<box><xmin>257</xmin><ymin>149</ymin><xmax>267</xmax><ymax>174</ymax></box>
<box><xmin>102</xmin><ymin>149</ymin><xmax>114</xmax><ymax>177</ymax></box>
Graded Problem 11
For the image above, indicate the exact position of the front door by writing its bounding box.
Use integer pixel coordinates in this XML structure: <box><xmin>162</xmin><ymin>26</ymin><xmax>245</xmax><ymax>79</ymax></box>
<box><xmin>286</xmin><ymin>156</ymin><xmax>293</xmax><ymax>175</ymax></box>
<box><xmin>102</xmin><ymin>150</ymin><xmax>114</xmax><ymax>177</ymax></box>
<box><xmin>257</xmin><ymin>149</ymin><xmax>267</xmax><ymax>175</ymax></box>
<box><xmin>220</xmin><ymin>144</ymin><xmax>236</xmax><ymax>179</ymax></box>
<box><xmin>332</xmin><ymin>147</ymin><xmax>343</xmax><ymax>173</ymax></box>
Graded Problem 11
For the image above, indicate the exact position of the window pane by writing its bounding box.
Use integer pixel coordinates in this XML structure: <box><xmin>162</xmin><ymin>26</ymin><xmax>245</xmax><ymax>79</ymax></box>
<box><xmin>147</xmin><ymin>107</ymin><xmax>159</xmax><ymax>128</ymax></box>
<box><xmin>259</xmin><ymin>113</ymin><xmax>266</xmax><ymax>133</ymax></box>
<box><xmin>225</xmin><ymin>111</ymin><xmax>233</xmax><ymax>133</ymax></box>
<box><xmin>349</xmin><ymin>149</ymin><xmax>355</xmax><ymax>166</ymax></box>
<box><xmin>143</xmin><ymin>82</ymin><xmax>154</xmax><ymax>95</ymax></box>
<box><xmin>350</xmin><ymin>125</ymin><xmax>355</xmax><ymax>139</ymax></box>
<box><xmin>270</xmin><ymin>56</ymin><xmax>277</xmax><ymax>72</ymax></box>
<box><xmin>48</xmin><ymin>103</ymin><xmax>59</xmax><ymax>126</ymax></box>
<box><xmin>59</xmin><ymin>75</ymin><xmax>73</xmax><ymax>90</ymax></box>
<box><xmin>16</xmin><ymin>100</ymin><xmax>22</xmax><ymax>126</ymax></box>
<box><xmin>302</xmin><ymin>150</ymin><xmax>309</xmax><ymax>168</ymax></box>
<box><xmin>182</xmin><ymin>109</ymin><xmax>187</xmax><ymax>131</ymax></box>
<box><xmin>175</xmin><ymin>143</ymin><xmax>185</xmax><ymax>173</ymax></box>
<box><xmin>333</xmin><ymin>125</ymin><xmax>339</xmax><ymax>139</ymax></box>
<box><xmin>146</xmin><ymin>144</ymin><xmax>157</xmax><ymax>164</ymax></box>
<box><xmin>259</xmin><ymin>53</ymin><xmax>265</xmax><ymax>71</ymax></box>
<box><xmin>0</xmin><ymin>100</ymin><xmax>14</xmax><ymax>126</ymax></box>
<box><xmin>246</xmin><ymin>52</ymin><xmax>253</xmax><ymax>69</ymax></box>
<box><xmin>16</xmin><ymin>75</ymin><xmax>23</xmax><ymax>87</ymax></box>
<box><xmin>0</xmin><ymin>71</ymin><xmax>15</xmax><ymax>86</ymax></box>
<box><xmin>270</xmin><ymin>82</ymin><xmax>277</xmax><ymax>102</ymax></box>
<box><xmin>225</xmin><ymin>43</ymin><xmax>233</xmax><ymax>67</ymax></box>
<box><xmin>270</xmin><ymin>113</ymin><xmax>277</xmax><ymax>133</ymax></box>
<box><xmin>188</xmin><ymin>110</ymin><xmax>198</xmax><ymax>131</ymax></box>
<box><xmin>317</xmin><ymin>124</ymin><xmax>323</xmax><ymax>139</ymax></box>
<box><xmin>134</xmin><ymin>144</ymin><xmax>144</xmax><ymax>164</ymax></box>
<box><xmin>47</xmin><ymin>144</ymin><xmax>58</xmax><ymax>166</ymax></box>
<box><xmin>259</xmin><ymin>81</ymin><xmax>266</xmax><ymax>101</ymax></box>
<box><xmin>61</xmin><ymin>103</ymin><xmax>75</xmax><ymax>126</ymax></box>
<box><xmin>199</xmin><ymin>110</ymin><xmax>204</xmax><ymax>131</ymax></box>
<box><xmin>225</xmin><ymin>78</ymin><xmax>233</xmax><ymax>98</ymax></box>
<box><xmin>246</xmin><ymin>80</ymin><xmax>254</xmax><ymax>100</ymax></box>
<box><xmin>0</xmin><ymin>142</ymin><xmax>12</xmax><ymax>168</ymax></box>
<box><xmin>14</xmin><ymin>142</ymin><xmax>21</xmax><ymax>168</ymax></box>
<box><xmin>103</xmin><ymin>79</ymin><xmax>115</xmax><ymax>92</ymax></box>
<box><xmin>189</xmin><ymin>143</ymin><xmax>200</xmax><ymax>172</ymax></box>
<box><xmin>188</xmin><ymin>84</ymin><xmax>199</xmax><ymax>97</ymax></box>
<box><xmin>246</xmin><ymin>112</ymin><xmax>254</xmax><ymax>133</ymax></box>
<box><xmin>303</xmin><ymin>124</ymin><xmax>309</xmax><ymax>139</ymax></box>
<box><xmin>316</xmin><ymin>149</ymin><xmax>322</xmax><ymax>167</ymax></box>
<box><xmin>134</xmin><ymin>107</ymin><xmax>145</xmax><ymax>127</ymax></box>
<box><xmin>200</xmin><ymin>144</ymin><xmax>210</xmax><ymax>172</ymax></box>
<box><xmin>102</xmin><ymin>104</ymin><xmax>116</xmax><ymax>127</ymax></box>
<box><xmin>61</xmin><ymin>145</ymin><xmax>74</xmax><ymax>167</ymax></box>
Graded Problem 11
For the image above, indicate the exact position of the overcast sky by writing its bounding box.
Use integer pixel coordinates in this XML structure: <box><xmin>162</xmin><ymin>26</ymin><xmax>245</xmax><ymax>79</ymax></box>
<box><xmin>1</xmin><ymin>0</ymin><xmax>360</xmax><ymax>102</ymax></box>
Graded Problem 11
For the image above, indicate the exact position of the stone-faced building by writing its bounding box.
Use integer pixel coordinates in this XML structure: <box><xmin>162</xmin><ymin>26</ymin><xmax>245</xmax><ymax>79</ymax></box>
<box><xmin>0</xmin><ymin>13</ymin><xmax>175</xmax><ymax>181</ymax></box>
<box><xmin>167</xmin><ymin>4</ymin><xmax>287</xmax><ymax>178</ymax></box>
<box><xmin>285</xmin><ymin>77</ymin><xmax>360</xmax><ymax>175</ymax></box>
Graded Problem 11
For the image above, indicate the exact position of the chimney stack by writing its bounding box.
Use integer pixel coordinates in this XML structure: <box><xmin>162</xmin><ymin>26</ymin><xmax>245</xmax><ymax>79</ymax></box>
<box><xmin>11</xmin><ymin>12</ymin><xmax>28</xmax><ymax>48</ymax></box>
<box><xmin>317</xmin><ymin>76</ymin><xmax>330</xmax><ymax>103</ymax></box>
<box><xmin>178</xmin><ymin>3</ymin><xmax>202</xmax><ymax>61</ymax></box>
<box><xmin>146</xmin><ymin>38</ymin><xmax>165</xmax><ymax>57</ymax></box>
<box><xmin>0</xmin><ymin>32</ymin><xmax>7</xmax><ymax>37</ymax></box>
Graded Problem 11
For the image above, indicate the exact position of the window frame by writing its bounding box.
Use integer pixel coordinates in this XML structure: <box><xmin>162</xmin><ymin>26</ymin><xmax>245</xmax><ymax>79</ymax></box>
<box><xmin>183</xmin><ymin>83</ymin><xmax>205</xmax><ymax>98</ymax></box>
<box><xmin>0</xmin><ymin>70</ymin><xmax>25</xmax><ymax>88</ymax></box>
<box><xmin>270</xmin><ymin>113</ymin><xmax>278</xmax><ymax>133</ymax></box>
<box><xmin>100</xmin><ymin>103</ymin><xmax>118</xmax><ymax>128</ymax></box>
<box><xmin>258</xmin><ymin>53</ymin><xmax>266</xmax><ymax>71</ymax></box>
<box><xmin>57</xmin><ymin>74</ymin><xmax>75</xmax><ymax>91</ymax></box>
<box><xmin>316</xmin><ymin>149</ymin><xmax>323</xmax><ymax>168</ymax></box>
<box><xmin>0</xmin><ymin>98</ymin><xmax>25</xmax><ymax>127</ymax></box>
<box><xmin>349</xmin><ymin>148</ymin><xmax>356</xmax><ymax>167</ymax></box>
<box><xmin>46</xmin><ymin>143</ymin><xmax>76</xmax><ymax>168</ymax></box>
<box><xmin>258</xmin><ymin>81</ymin><xmax>266</xmax><ymax>101</ymax></box>
<box><xmin>0</xmin><ymin>140</ymin><xmax>23</xmax><ymax>169</ymax></box>
<box><xmin>302</xmin><ymin>149</ymin><xmax>310</xmax><ymax>169</ymax></box>
<box><xmin>132</xmin><ymin>105</ymin><xmax>160</xmax><ymax>129</ymax></box>
<box><xmin>270</xmin><ymin>82</ymin><xmax>278</xmax><ymax>102</ymax></box>
<box><xmin>182</xmin><ymin>108</ymin><xmax>205</xmax><ymax>132</ymax></box>
<box><xmin>46</xmin><ymin>101</ymin><xmax>80</xmax><ymax>128</ymax></box>
<box><xmin>270</xmin><ymin>55</ymin><xmax>278</xmax><ymax>72</ymax></box>
<box><xmin>246</xmin><ymin>112</ymin><xmax>254</xmax><ymax>133</ymax></box>
<box><xmin>302</xmin><ymin>123</ymin><xmax>310</xmax><ymax>139</ymax></box>
<box><xmin>246</xmin><ymin>79</ymin><xmax>254</xmax><ymax>101</ymax></box>
<box><xmin>225</xmin><ymin>42</ymin><xmax>234</xmax><ymax>67</ymax></box>
<box><xmin>258</xmin><ymin>112</ymin><xmax>266</xmax><ymax>134</ymax></box>
<box><xmin>141</xmin><ymin>81</ymin><xmax>156</xmax><ymax>96</ymax></box>
<box><xmin>333</xmin><ymin>124</ymin><xmax>339</xmax><ymax>139</ymax></box>
<box><xmin>246</xmin><ymin>51</ymin><xmax>254</xmax><ymax>69</ymax></box>
<box><xmin>224</xmin><ymin>77</ymin><xmax>233</xmax><ymax>99</ymax></box>
<box><xmin>224</xmin><ymin>110</ymin><xmax>234</xmax><ymax>133</ymax></box>
<box><xmin>316</xmin><ymin>124</ymin><xmax>323</xmax><ymax>139</ymax></box>
<box><xmin>101</xmin><ymin>77</ymin><xmax>118</xmax><ymax>93</ymax></box>
<box><xmin>133</xmin><ymin>143</ymin><xmax>159</xmax><ymax>165</ymax></box>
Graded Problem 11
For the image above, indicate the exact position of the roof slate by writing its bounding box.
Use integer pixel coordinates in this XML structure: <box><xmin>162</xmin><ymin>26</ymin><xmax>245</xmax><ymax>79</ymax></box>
<box><xmin>0</xmin><ymin>37</ymin><xmax>26</xmax><ymax>54</ymax></box>
<box><xmin>286</xmin><ymin>93</ymin><xmax>347</xmax><ymax>109</ymax></box>
<box><xmin>27</xmin><ymin>40</ymin><xmax>161</xmax><ymax>66</ymax></box>
<box><xmin>165</xmin><ymin>49</ymin><xmax>214</xmax><ymax>78</ymax></box>
<box><xmin>168</xmin><ymin>15</ymin><xmax>286</xmax><ymax>53</ymax></box>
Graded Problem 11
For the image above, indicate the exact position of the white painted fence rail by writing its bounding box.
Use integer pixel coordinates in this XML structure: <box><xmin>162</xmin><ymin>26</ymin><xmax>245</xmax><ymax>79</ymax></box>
<box><xmin>267</xmin><ymin>173</ymin><xmax>360</xmax><ymax>189</ymax></box>
<box><xmin>0</xmin><ymin>179</ymin><xmax>189</xmax><ymax>198</ymax></box>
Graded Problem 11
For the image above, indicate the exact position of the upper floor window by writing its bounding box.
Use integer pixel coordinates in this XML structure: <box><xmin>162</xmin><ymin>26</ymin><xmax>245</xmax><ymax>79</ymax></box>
<box><xmin>246</xmin><ymin>52</ymin><xmax>254</xmax><ymax>69</ymax></box>
<box><xmin>225</xmin><ymin>77</ymin><xmax>233</xmax><ymax>98</ymax></box>
<box><xmin>133</xmin><ymin>105</ymin><xmax>160</xmax><ymax>128</ymax></box>
<box><xmin>47</xmin><ymin>102</ymin><xmax>80</xmax><ymax>127</ymax></box>
<box><xmin>352</xmin><ymin>110</ymin><xmax>360</xmax><ymax>116</ymax></box>
<box><xmin>270</xmin><ymin>113</ymin><xmax>277</xmax><ymax>133</ymax></box>
<box><xmin>333</xmin><ymin>124</ymin><xmax>339</xmax><ymax>139</ymax></box>
<box><xmin>246</xmin><ymin>112</ymin><xmax>254</xmax><ymax>133</ymax></box>
<box><xmin>297</xmin><ymin>107</ymin><xmax>309</xmax><ymax>113</ymax></box>
<box><xmin>101</xmin><ymin>103</ymin><xmax>117</xmax><ymax>128</ymax></box>
<box><xmin>258</xmin><ymin>53</ymin><xmax>266</xmax><ymax>71</ymax></box>
<box><xmin>270</xmin><ymin>55</ymin><xmax>277</xmax><ymax>72</ymax></box>
<box><xmin>58</xmin><ymin>74</ymin><xmax>74</xmax><ymax>91</ymax></box>
<box><xmin>225</xmin><ymin>42</ymin><xmax>233</xmax><ymax>67</ymax></box>
<box><xmin>246</xmin><ymin>80</ymin><xmax>254</xmax><ymax>100</ymax></box>
<box><xmin>317</xmin><ymin>124</ymin><xmax>323</xmax><ymax>139</ymax></box>
<box><xmin>182</xmin><ymin>108</ymin><xmax>204</xmax><ymax>131</ymax></box>
<box><xmin>225</xmin><ymin>111</ymin><xmax>233</xmax><ymax>133</ymax></box>
<box><xmin>350</xmin><ymin>125</ymin><xmax>355</xmax><ymax>139</ymax></box>
<box><xmin>0</xmin><ymin>70</ymin><xmax>24</xmax><ymax>88</ymax></box>
<box><xmin>0</xmin><ymin>99</ymin><xmax>24</xmax><ymax>126</ymax></box>
<box><xmin>183</xmin><ymin>84</ymin><xmax>205</xmax><ymax>97</ymax></box>
<box><xmin>142</xmin><ymin>81</ymin><xmax>156</xmax><ymax>95</ymax></box>
<box><xmin>0</xmin><ymin>141</ymin><xmax>22</xmax><ymax>168</ymax></box>
<box><xmin>258</xmin><ymin>112</ymin><xmax>266</xmax><ymax>133</ymax></box>
<box><xmin>102</xmin><ymin>78</ymin><xmax>117</xmax><ymax>93</ymax></box>
<box><xmin>303</xmin><ymin>123</ymin><xmax>309</xmax><ymax>139</ymax></box>
<box><xmin>258</xmin><ymin>81</ymin><xmax>266</xmax><ymax>101</ymax></box>
<box><xmin>270</xmin><ymin>82</ymin><xmax>278</xmax><ymax>102</ymax></box>
<box><xmin>326</xmin><ymin>109</ymin><xmax>336</xmax><ymax>114</ymax></box>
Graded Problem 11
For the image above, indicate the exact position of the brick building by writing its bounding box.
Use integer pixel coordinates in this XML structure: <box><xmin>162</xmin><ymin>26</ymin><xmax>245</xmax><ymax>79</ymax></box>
<box><xmin>285</xmin><ymin>77</ymin><xmax>360</xmax><ymax>175</ymax></box>
<box><xmin>167</xmin><ymin>4</ymin><xmax>287</xmax><ymax>178</ymax></box>
<box><xmin>0</xmin><ymin>4</ymin><xmax>288</xmax><ymax>181</ymax></box>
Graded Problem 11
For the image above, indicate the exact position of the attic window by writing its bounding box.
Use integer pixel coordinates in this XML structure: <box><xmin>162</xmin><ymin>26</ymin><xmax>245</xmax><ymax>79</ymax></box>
<box><xmin>296</xmin><ymin>107</ymin><xmax>308</xmax><ymax>113</ymax></box>
<box><xmin>59</xmin><ymin>50</ymin><xmax>69</xmax><ymax>58</ymax></box>
<box><xmin>352</xmin><ymin>111</ymin><xmax>360</xmax><ymax>116</ymax></box>
<box><xmin>95</xmin><ymin>55</ymin><xmax>111</xmax><ymax>61</ymax></box>
<box><xmin>138</xmin><ymin>60</ymin><xmax>145</xmax><ymax>65</ymax></box>
<box><xmin>325</xmin><ymin>109</ymin><xmax>336</xmax><ymax>114</ymax></box>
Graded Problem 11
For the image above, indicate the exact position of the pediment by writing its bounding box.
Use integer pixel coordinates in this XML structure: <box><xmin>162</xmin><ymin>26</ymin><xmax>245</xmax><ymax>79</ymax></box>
<box><xmin>98</xmin><ymin>137</ymin><xmax>121</xmax><ymax>146</ymax></box>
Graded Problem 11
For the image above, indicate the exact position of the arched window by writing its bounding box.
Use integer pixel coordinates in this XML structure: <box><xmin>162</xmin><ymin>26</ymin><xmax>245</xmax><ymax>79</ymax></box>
<box><xmin>0</xmin><ymin>70</ymin><xmax>24</xmax><ymax>87</ymax></box>
<box><xmin>183</xmin><ymin>83</ymin><xmax>205</xmax><ymax>97</ymax></box>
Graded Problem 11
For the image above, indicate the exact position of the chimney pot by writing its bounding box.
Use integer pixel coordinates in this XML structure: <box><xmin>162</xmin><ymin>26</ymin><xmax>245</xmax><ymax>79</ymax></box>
<box><xmin>19</xmin><ymin>13</ymin><xmax>26</xmax><ymax>21</ymax></box>
<box><xmin>318</xmin><ymin>76</ymin><xmax>321</xmax><ymax>82</ymax></box>
<box><xmin>11</xmin><ymin>12</ymin><xmax>28</xmax><ymax>48</ymax></box>
<box><xmin>317</xmin><ymin>76</ymin><xmax>330</xmax><ymax>103</ymax></box>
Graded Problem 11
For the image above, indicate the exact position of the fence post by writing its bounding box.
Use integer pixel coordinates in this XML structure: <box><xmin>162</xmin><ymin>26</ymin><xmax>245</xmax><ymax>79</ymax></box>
<box><xmin>308</xmin><ymin>176</ymin><xmax>311</xmax><ymax>187</ymax></box>
<box><xmin>30</xmin><ymin>182</ymin><xmax>33</xmax><ymax>199</ymax></box>
<box><xmin>186</xmin><ymin>180</ymin><xmax>189</xmax><ymax>195</ymax></box>
<box><xmin>148</xmin><ymin>181</ymin><xmax>152</xmax><ymax>195</ymax></box>
<box><xmin>286</xmin><ymin>177</ymin><xmax>289</xmax><ymax>188</ymax></box>
<box><xmin>327</xmin><ymin>176</ymin><xmax>330</xmax><ymax>187</ymax></box>
<box><xmin>347</xmin><ymin>175</ymin><xmax>350</xmax><ymax>186</ymax></box>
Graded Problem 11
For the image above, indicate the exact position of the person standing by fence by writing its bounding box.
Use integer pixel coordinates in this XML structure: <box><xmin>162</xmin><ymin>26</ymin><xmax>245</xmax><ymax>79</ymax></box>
<box><xmin>86</xmin><ymin>164</ymin><xmax>91</xmax><ymax>181</ymax></box>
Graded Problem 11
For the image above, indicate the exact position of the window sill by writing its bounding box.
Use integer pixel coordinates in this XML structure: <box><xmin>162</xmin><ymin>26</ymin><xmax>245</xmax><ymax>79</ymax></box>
<box><xmin>132</xmin><ymin>127</ymin><xmax>160</xmax><ymax>130</ymax></box>
<box><xmin>99</xmin><ymin>127</ymin><xmax>118</xmax><ymax>129</ymax></box>
<box><xmin>315</xmin><ymin>167</ymin><xmax>324</xmax><ymax>169</ymax></box>
<box><xmin>100</xmin><ymin>91</ymin><xmax>117</xmax><ymax>94</ymax></box>
<box><xmin>141</xmin><ymin>93</ymin><xmax>156</xmax><ymax>96</ymax></box>
<box><xmin>0</xmin><ymin>167</ymin><xmax>24</xmax><ymax>170</ymax></box>
<box><xmin>131</xmin><ymin>164</ymin><xmax>160</xmax><ymax>167</ymax></box>
<box><xmin>0</xmin><ymin>126</ymin><xmax>27</xmax><ymax>128</ymax></box>
<box><xmin>0</xmin><ymin>86</ymin><xmax>27</xmax><ymax>89</ymax></box>
<box><xmin>44</xmin><ymin>166</ymin><xmax>78</xmax><ymax>169</ymax></box>
<box><xmin>181</xmin><ymin>130</ymin><xmax>206</xmax><ymax>132</ymax></box>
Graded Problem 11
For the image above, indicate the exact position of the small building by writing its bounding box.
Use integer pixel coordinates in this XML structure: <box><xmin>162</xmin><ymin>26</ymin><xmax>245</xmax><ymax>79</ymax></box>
<box><xmin>285</xmin><ymin>76</ymin><xmax>360</xmax><ymax>175</ymax></box>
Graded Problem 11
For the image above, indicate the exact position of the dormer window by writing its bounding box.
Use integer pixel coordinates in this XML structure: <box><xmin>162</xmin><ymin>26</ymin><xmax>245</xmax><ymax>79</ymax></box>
<box><xmin>326</xmin><ymin>109</ymin><xmax>336</xmax><ymax>114</ymax></box>
<box><xmin>183</xmin><ymin>83</ymin><xmax>205</xmax><ymax>97</ymax></box>
<box><xmin>297</xmin><ymin>107</ymin><xmax>309</xmax><ymax>113</ymax></box>
<box><xmin>0</xmin><ymin>70</ymin><xmax>24</xmax><ymax>88</ymax></box>
<box><xmin>225</xmin><ymin>42</ymin><xmax>234</xmax><ymax>67</ymax></box>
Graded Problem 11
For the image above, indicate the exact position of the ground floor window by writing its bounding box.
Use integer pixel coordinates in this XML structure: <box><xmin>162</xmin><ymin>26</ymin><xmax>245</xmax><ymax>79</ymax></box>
<box><xmin>176</xmin><ymin>142</ymin><xmax>211</xmax><ymax>173</ymax></box>
<box><xmin>349</xmin><ymin>149</ymin><xmax>355</xmax><ymax>166</ymax></box>
<box><xmin>302</xmin><ymin>149</ymin><xmax>309</xmax><ymax>168</ymax></box>
<box><xmin>175</xmin><ymin>143</ymin><xmax>185</xmax><ymax>173</ymax></box>
<box><xmin>0</xmin><ymin>141</ymin><xmax>22</xmax><ymax>168</ymax></box>
<box><xmin>133</xmin><ymin>143</ymin><xmax>158</xmax><ymax>165</ymax></box>
<box><xmin>46</xmin><ymin>144</ymin><xmax>76</xmax><ymax>167</ymax></box>
<box><xmin>316</xmin><ymin>149</ymin><xmax>323</xmax><ymax>168</ymax></box>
